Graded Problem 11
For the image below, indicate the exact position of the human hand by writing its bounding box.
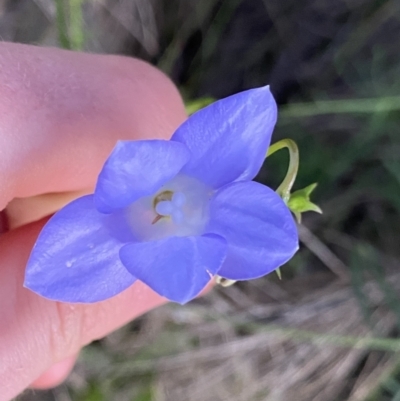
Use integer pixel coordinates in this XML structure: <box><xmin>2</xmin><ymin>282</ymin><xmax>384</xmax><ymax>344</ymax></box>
<box><xmin>0</xmin><ymin>42</ymin><xmax>187</xmax><ymax>401</ymax></box>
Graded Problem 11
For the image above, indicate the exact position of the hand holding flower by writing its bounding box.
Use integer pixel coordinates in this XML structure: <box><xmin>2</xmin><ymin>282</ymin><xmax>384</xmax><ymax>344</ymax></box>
<box><xmin>0</xmin><ymin>41</ymin><xmax>299</xmax><ymax>401</ymax></box>
<box><xmin>0</xmin><ymin>42</ymin><xmax>186</xmax><ymax>401</ymax></box>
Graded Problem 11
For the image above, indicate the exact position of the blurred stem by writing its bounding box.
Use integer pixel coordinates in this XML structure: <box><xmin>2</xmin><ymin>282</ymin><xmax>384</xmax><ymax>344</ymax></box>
<box><xmin>280</xmin><ymin>95</ymin><xmax>400</xmax><ymax>118</ymax></box>
<box><xmin>201</xmin><ymin>0</ymin><xmax>245</xmax><ymax>61</ymax></box>
<box><xmin>54</xmin><ymin>0</ymin><xmax>85</xmax><ymax>50</ymax></box>
<box><xmin>55</xmin><ymin>0</ymin><xmax>71</xmax><ymax>49</ymax></box>
<box><xmin>236</xmin><ymin>322</ymin><xmax>400</xmax><ymax>353</ymax></box>
<box><xmin>267</xmin><ymin>139</ymin><xmax>299</xmax><ymax>203</ymax></box>
<box><xmin>69</xmin><ymin>0</ymin><xmax>85</xmax><ymax>50</ymax></box>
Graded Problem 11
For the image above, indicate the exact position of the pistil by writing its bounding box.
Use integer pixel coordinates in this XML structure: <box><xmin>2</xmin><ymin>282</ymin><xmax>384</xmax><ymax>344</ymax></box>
<box><xmin>152</xmin><ymin>191</ymin><xmax>187</xmax><ymax>225</ymax></box>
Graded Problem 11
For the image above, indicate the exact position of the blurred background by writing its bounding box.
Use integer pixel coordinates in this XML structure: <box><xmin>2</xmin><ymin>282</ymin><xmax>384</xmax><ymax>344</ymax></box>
<box><xmin>6</xmin><ymin>0</ymin><xmax>400</xmax><ymax>400</ymax></box>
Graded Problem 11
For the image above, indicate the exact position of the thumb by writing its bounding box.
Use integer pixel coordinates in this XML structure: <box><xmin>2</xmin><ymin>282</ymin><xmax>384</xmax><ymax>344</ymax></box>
<box><xmin>0</xmin><ymin>219</ymin><xmax>166</xmax><ymax>401</ymax></box>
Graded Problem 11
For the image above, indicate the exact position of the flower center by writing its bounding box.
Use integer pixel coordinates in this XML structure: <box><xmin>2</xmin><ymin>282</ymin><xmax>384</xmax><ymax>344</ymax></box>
<box><xmin>125</xmin><ymin>175</ymin><xmax>212</xmax><ymax>241</ymax></box>
<box><xmin>153</xmin><ymin>191</ymin><xmax>187</xmax><ymax>224</ymax></box>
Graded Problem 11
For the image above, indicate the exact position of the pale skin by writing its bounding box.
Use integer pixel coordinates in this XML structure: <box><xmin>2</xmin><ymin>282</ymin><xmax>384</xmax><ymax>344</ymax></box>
<box><xmin>0</xmin><ymin>42</ymin><xmax>188</xmax><ymax>401</ymax></box>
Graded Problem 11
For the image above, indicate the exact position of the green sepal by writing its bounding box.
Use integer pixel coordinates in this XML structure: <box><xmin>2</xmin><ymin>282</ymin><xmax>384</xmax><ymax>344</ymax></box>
<box><xmin>275</xmin><ymin>267</ymin><xmax>282</xmax><ymax>280</ymax></box>
<box><xmin>287</xmin><ymin>183</ymin><xmax>322</xmax><ymax>223</ymax></box>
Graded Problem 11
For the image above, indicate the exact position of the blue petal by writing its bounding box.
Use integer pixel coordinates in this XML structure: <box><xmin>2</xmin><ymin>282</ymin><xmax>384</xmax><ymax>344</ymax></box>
<box><xmin>207</xmin><ymin>181</ymin><xmax>298</xmax><ymax>280</ymax></box>
<box><xmin>119</xmin><ymin>234</ymin><xmax>227</xmax><ymax>304</ymax></box>
<box><xmin>24</xmin><ymin>195</ymin><xmax>136</xmax><ymax>303</ymax></box>
<box><xmin>94</xmin><ymin>140</ymin><xmax>190</xmax><ymax>213</ymax></box>
<box><xmin>171</xmin><ymin>86</ymin><xmax>277</xmax><ymax>188</ymax></box>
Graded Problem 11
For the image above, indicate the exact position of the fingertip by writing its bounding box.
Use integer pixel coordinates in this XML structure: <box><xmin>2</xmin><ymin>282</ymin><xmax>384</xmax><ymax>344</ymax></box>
<box><xmin>0</xmin><ymin>44</ymin><xmax>188</xmax><ymax>227</ymax></box>
<box><xmin>30</xmin><ymin>354</ymin><xmax>78</xmax><ymax>390</ymax></box>
<box><xmin>0</xmin><ymin>43</ymin><xmax>188</xmax><ymax>212</ymax></box>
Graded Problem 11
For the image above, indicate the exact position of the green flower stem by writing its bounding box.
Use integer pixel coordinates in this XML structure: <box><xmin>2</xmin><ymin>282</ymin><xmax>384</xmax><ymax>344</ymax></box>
<box><xmin>267</xmin><ymin>139</ymin><xmax>299</xmax><ymax>203</ymax></box>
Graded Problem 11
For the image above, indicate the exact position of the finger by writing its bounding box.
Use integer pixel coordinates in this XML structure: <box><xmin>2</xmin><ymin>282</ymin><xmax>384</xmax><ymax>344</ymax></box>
<box><xmin>0</xmin><ymin>43</ymin><xmax>187</xmax><ymax>400</ymax></box>
<box><xmin>0</xmin><ymin>219</ymin><xmax>167</xmax><ymax>401</ymax></box>
<box><xmin>0</xmin><ymin>42</ymin><xmax>186</xmax><ymax>226</ymax></box>
<box><xmin>6</xmin><ymin>190</ymin><xmax>89</xmax><ymax>230</ymax></box>
<box><xmin>30</xmin><ymin>355</ymin><xmax>78</xmax><ymax>389</ymax></box>
<box><xmin>0</xmin><ymin>211</ymin><xmax>7</xmax><ymax>233</ymax></box>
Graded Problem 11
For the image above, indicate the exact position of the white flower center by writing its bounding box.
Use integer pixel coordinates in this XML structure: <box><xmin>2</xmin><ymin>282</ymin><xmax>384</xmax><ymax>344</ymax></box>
<box><xmin>155</xmin><ymin>191</ymin><xmax>187</xmax><ymax>224</ymax></box>
<box><xmin>125</xmin><ymin>175</ymin><xmax>212</xmax><ymax>241</ymax></box>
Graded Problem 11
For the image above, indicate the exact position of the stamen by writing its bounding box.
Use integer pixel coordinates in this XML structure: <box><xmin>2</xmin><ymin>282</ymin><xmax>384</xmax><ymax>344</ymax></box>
<box><xmin>151</xmin><ymin>215</ymin><xmax>164</xmax><ymax>225</ymax></box>
<box><xmin>153</xmin><ymin>191</ymin><xmax>187</xmax><ymax>225</ymax></box>
<box><xmin>126</xmin><ymin>174</ymin><xmax>211</xmax><ymax>241</ymax></box>
<box><xmin>153</xmin><ymin>190</ymin><xmax>173</xmax><ymax>208</ymax></box>
<box><xmin>152</xmin><ymin>190</ymin><xmax>175</xmax><ymax>225</ymax></box>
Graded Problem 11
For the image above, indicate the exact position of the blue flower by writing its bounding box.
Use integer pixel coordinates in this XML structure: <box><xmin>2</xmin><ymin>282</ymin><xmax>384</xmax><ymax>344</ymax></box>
<box><xmin>24</xmin><ymin>86</ymin><xmax>299</xmax><ymax>305</ymax></box>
